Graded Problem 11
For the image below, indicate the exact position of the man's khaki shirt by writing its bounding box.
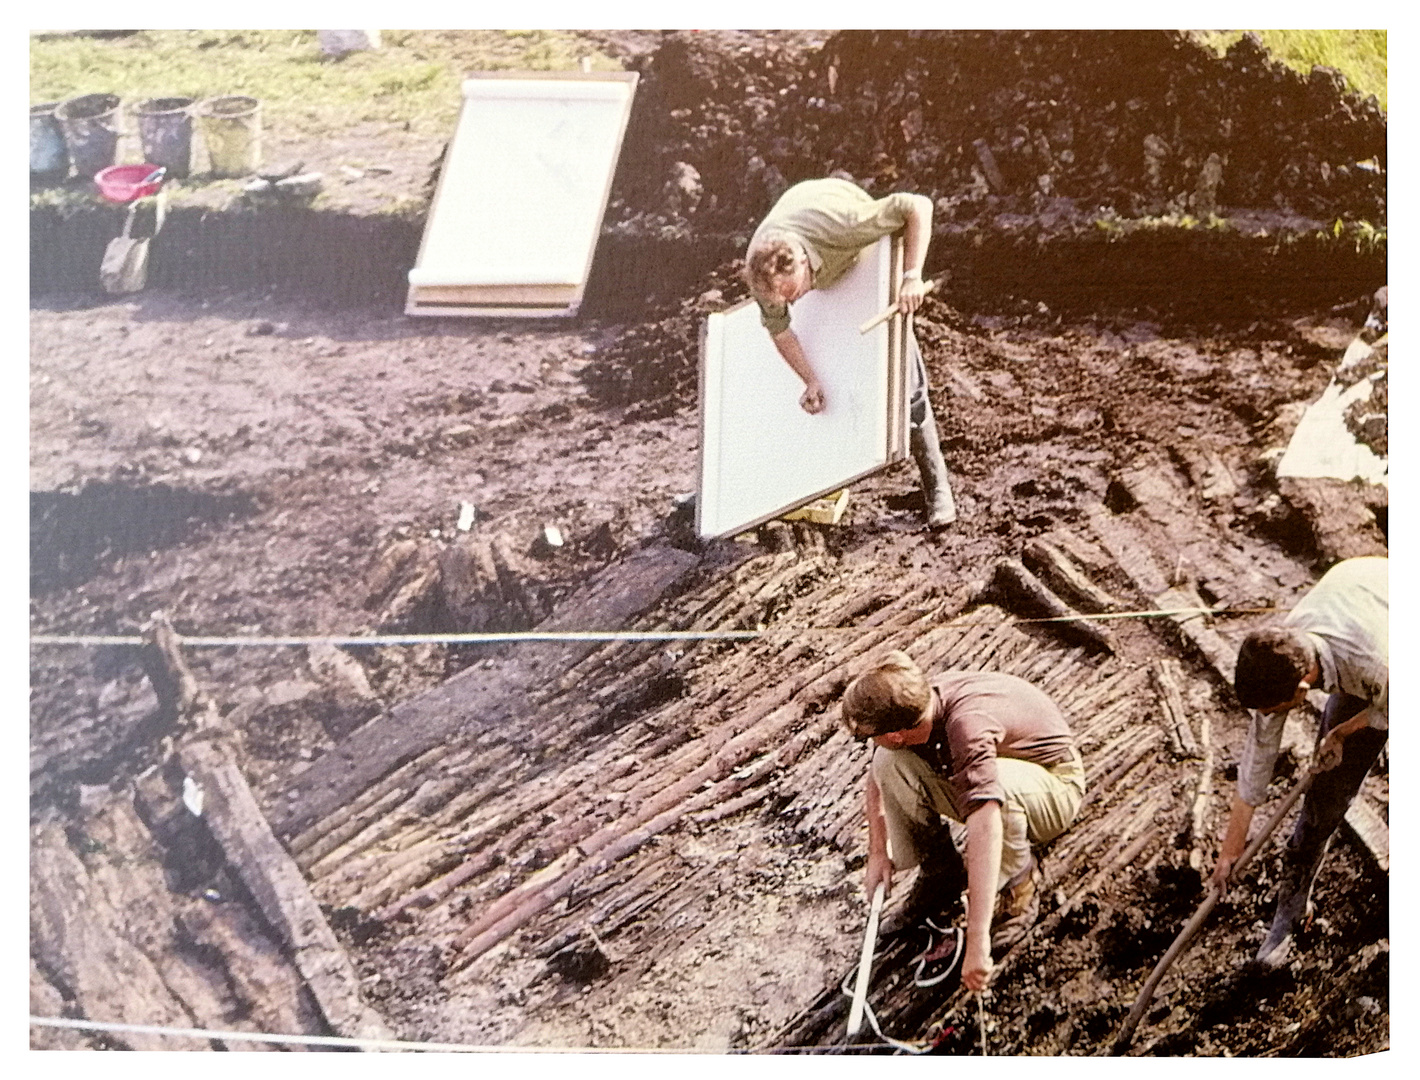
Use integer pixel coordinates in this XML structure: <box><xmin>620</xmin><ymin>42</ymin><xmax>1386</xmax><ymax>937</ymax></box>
<box><xmin>750</xmin><ymin>178</ymin><xmax>918</xmax><ymax>335</ymax></box>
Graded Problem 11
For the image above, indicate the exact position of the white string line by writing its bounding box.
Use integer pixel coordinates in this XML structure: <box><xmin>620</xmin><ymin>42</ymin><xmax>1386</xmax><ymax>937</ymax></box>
<box><xmin>27</xmin><ymin>607</ymin><xmax>1280</xmax><ymax>649</ymax></box>
<box><xmin>28</xmin><ymin>630</ymin><xmax>765</xmax><ymax>648</ymax></box>
<box><xmin>27</xmin><ymin>1014</ymin><xmax>710</xmax><ymax>1053</ymax></box>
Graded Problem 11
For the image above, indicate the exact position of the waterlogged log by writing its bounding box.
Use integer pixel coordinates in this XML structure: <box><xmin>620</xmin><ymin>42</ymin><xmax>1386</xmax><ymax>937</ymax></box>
<box><xmin>1022</xmin><ymin>537</ymin><xmax>1123</xmax><ymax>615</ymax></box>
<box><xmin>270</xmin><ymin>545</ymin><xmax>700</xmax><ymax>840</ymax></box>
<box><xmin>988</xmin><ymin>558</ymin><xmax>1116</xmax><ymax>654</ymax></box>
<box><xmin>1151</xmin><ymin>658</ymin><xmax>1200</xmax><ymax>757</ymax></box>
<box><xmin>143</xmin><ymin>616</ymin><xmax>394</xmax><ymax>1045</ymax></box>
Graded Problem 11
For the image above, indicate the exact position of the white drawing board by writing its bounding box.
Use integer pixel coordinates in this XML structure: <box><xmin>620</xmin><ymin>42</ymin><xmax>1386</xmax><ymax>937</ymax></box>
<box><xmin>406</xmin><ymin>72</ymin><xmax>638</xmax><ymax>317</ymax></box>
<box><xmin>697</xmin><ymin>237</ymin><xmax>909</xmax><ymax>539</ymax></box>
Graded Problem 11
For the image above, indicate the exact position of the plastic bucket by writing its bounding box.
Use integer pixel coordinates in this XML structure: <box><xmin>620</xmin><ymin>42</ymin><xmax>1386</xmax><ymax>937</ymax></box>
<box><xmin>95</xmin><ymin>163</ymin><xmax>166</xmax><ymax>203</ymax></box>
<box><xmin>55</xmin><ymin>93</ymin><xmax>122</xmax><ymax>178</ymax></box>
<box><xmin>30</xmin><ymin>102</ymin><xmax>70</xmax><ymax>179</ymax></box>
<box><xmin>196</xmin><ymin>95</ymin><xmax>261</xmax><ymax>178</ymax></box>
<box><xmin>134</xmin><ymin>96</ymin><xmax>194</xmax><ymax>178</ymax></box>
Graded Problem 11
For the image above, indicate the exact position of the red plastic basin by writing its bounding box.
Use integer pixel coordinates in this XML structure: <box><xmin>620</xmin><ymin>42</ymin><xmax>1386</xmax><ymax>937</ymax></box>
<box><xmin>95</xmin><ymin>163</ymin><xmax>165</xmax><ymax>203</ymax></box>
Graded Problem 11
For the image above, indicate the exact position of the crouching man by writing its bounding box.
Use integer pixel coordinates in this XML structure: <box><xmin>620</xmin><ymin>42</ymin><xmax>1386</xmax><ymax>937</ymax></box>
<box><xmin>841</xmin><ymin>652</ymin><xmax>1086</xmax><ymax>990</ymax></box>
<box><xmin>1213</xmin><ymin>556</ymin><xmax>1388</xmax><ymax>968</ymax></box>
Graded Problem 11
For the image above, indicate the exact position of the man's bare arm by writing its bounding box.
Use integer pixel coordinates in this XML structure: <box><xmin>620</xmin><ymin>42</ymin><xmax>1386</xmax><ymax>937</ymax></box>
<box><xmin>898</xmin><ymin>194</ymin><xmax>934</xmax><ymax>314</ymax></box>
<box><xmin>770</xmin><ymin>327</ymin><xmax>826</xmax><ymax>414</ymax></box>
<box><xmin>1212</xmin><ymin>793</ymin><xmax>1257</xmax><ymax>895</ymax></box>
<box><xmin>963</xmin><ymin>799</ymin><xmax>1003</xmax><ymax>991</ymax></box>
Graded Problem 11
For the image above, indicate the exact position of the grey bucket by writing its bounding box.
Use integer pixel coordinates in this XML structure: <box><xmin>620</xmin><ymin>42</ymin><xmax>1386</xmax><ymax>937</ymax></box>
<box><xmin>55</xmin><ymin>93</ymin><xmax>122</xmax><ymax>178</ymax></box>
<box><xmin>196</xmin><ymin>95</ymin><xmax>261</xmax><ymax>178</ymax></box>
<box><xmin>135</xmin><ymin>97</ymin><xmax>195</xmax><ymax>178</ymax></box>
<box><xmin>31</xmin><ymin>102</ymin><xmax>69</xmax><ymax>179</ymax></box>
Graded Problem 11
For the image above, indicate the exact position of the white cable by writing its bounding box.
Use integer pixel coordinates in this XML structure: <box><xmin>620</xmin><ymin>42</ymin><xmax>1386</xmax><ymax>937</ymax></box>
<box><xmin>28</xmin><ymin>1014</ymin><xmax>709</xmax><ymax>1053</ymax></box>
<box><xmin>29</xmin><ymin>629</ymin><xmax>763</xmax><ymax>648</ymax></box>
<box><xmin>837</xmin><ymin>970</ymin><xmax>931</xmax><ymax>1054</ymax></box>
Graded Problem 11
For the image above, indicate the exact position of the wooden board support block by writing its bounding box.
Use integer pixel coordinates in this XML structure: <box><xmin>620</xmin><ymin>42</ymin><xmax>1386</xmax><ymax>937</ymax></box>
<box><xmin>781</xmin><ymin>488</ymin><xmax>850</xmax><ymax>525</ymax></box>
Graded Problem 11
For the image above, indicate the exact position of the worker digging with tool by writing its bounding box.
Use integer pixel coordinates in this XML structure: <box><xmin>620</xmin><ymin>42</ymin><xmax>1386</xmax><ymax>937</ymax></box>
<box><xmin>743</xmin><ymin>177</ymin><xmax>957</xmax><ymax>529</ymax></box>
<box><xmin>1212</xmin><ymin>555</ymin><xmax>1388</xmax><ymax>968</ymax></box>
<box><xmin>840</xmin><ymin>652</ymin><xmax>1086</xmax><ymax>990</ymax></box>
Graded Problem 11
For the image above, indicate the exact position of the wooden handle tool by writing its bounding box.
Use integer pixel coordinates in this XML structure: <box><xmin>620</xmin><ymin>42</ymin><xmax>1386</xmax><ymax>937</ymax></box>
<box><xmin>858</xmin><ymin>278</ymin><xmax>938</xmax><ymax>334</ymax></box>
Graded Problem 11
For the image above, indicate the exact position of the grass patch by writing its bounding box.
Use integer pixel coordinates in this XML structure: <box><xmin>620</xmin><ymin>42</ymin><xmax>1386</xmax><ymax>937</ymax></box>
<box><xmin>1192</xmin><ymin>30</ymin><xmax>1386</xmax><ymax>111</ymax></box>
<box><xmin>30</xmin><ymin>30</ymin><xmax>622</xmax><ymax>141</ymax></box>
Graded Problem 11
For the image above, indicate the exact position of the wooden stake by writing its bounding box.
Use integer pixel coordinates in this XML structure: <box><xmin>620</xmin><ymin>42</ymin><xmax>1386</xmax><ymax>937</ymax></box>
<box><xmin>847</xmin><ymin>882</ymin><xmax>886</xmax><ymax>1038</ymax></box>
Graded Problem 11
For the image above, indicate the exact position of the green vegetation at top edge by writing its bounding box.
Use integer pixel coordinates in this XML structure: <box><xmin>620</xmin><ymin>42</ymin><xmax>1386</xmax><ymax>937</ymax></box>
<box><xmin>29</xmin><ymin>30</ymin><xmax>621</xmax><ymax>141</ymax></box>
<box><xmin>1192</xmin><ymin>30</ymin><xmax>1386</xmax><ymax>111</ymax></box>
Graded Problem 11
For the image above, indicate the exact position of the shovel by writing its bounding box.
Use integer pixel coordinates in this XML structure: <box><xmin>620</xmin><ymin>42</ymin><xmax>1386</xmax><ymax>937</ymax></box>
<box><xmin>100</xmin><ymin>202</ymin><xmax>149</xmax><ymax>294</ymax></box>
<box><xmin>1111</xmin><ymin>767</ymin><xmax>1317</xmax><ymax>1055</ymax></box>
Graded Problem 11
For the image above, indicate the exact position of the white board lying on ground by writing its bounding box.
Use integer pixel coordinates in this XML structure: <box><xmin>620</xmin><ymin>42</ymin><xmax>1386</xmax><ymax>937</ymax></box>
<box><xmin>698</xmin><ymin>236</ymin><xmax>909</xmax><ymax>539</ymax></box>
<box><xmin>406</xmin><ymin>72</ymin><xmax>638</xmax><ymax>318</ymax></box>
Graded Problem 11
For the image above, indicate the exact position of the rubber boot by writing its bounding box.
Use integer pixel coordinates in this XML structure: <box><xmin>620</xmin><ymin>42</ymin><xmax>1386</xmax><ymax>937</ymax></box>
<box><xmin>910</xmin><ymin>410</ymin><xmax>957</xmax><ymax>529</ymax></box>
<box><xmin>1254</xmin><ymin>851</ymin><xmax>1324</xmax><ymax>969</ymax></box>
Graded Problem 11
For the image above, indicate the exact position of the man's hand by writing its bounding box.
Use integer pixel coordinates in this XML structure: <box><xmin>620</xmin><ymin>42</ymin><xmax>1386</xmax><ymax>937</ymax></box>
<box><xmin>898</xmin><ymin>275</ymin><xmax>929</xmax><ymax>315</ymax></box>
<box><xmin>1316</xmin><ymin>728</ymin><xmax>1347</xmax><ymax>772</ymax></box>
<box><xmin>1211</xmin><ymin>853</ymin><xmax>1237</xmax><ymax>897</ymax></box>
<box><xmin>865</xmin><ymin>849</ymin><xmax>893</xmax><ymax>901</ymax></box>
<box><xmin>799</xmin><ymin>380</ymin><xmax>826</xmax><ymax>414</ymax></box>
<box><xmin>1212</xmin><ymin>794</ymin><xmax>1255</xmax><ymax>898</ymax></box>
<box><xmin>962</xmin><ymin>935</ymin><xmax>994</xmax><ymax>991</ymax></box>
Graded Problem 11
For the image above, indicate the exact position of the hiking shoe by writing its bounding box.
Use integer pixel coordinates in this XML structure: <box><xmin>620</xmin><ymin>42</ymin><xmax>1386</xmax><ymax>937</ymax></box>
<box><xmin>1255</xmin><ymin>869</ymin><xmax>1314</xmax><ymax>969</ymax></box>
<box><xmin>990</xmin><ymin>859</ymin><xmax>1041</xmax><ymax>953</ymax></box>
<box><xmin>913</xmin><ymin>919</ymin><xmax>964</xmax><ymax>988</ymax></box>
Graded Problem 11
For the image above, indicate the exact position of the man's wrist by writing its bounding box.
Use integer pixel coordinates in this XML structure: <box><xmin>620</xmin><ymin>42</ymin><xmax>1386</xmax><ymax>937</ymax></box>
<box><xmin>902</xmin><ymin>269</ymin><xmax>922</xmax><ymax>281</ymax></box>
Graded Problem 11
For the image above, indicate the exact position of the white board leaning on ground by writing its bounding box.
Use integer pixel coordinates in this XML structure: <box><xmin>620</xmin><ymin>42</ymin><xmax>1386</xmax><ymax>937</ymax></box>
<box><xmin>406</xmin><ymin>71</ymin><xmax>638</xmax><ymax>318</ymax></box>
<box><xmin>698</xmin><ymin>236</ymin><xmax>910</xmax><ymax>539</ymax></box>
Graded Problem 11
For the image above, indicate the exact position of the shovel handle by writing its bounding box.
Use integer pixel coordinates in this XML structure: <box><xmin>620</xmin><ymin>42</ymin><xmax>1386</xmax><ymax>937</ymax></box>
<box><xmin>858</xmin><ymin>279</ymin><xmax>938</xmax><ymax>334</ymax></box>
<box><xmin>847</xmin><ymin>881</ymin><xmax>887</xmax><ymax>1037</ymax></box>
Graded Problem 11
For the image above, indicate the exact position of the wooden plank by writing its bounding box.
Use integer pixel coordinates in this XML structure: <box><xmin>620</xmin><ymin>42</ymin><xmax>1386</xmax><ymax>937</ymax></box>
<box><xmin>268</xmin><ymin>545</ymin><xmax>700</xmax><ymax>840</ymax></box>
<box><xmin>179</xmin><ymin>739</ymin><xmax>395</xmax><ymax>1043</ymax></box>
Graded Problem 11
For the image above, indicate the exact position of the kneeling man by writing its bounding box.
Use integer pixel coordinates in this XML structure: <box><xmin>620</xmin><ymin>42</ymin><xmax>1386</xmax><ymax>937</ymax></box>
<box><xmin>841</xmin><ymin>652</ymin><xmax>1086</xmax><ymax>990</ymax></box>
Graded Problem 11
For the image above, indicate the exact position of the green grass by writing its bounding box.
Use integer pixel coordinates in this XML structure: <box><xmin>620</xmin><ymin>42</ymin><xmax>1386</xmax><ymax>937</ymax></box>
<box><xmin>30</xmin><ymin>30</ymin><xmax>622</xmax><ymax>141</ymax></box>
<box><xmin>1192</xmin><ymin>30</ymin><xmax>1387</xmax><ymax>111</ymax></box>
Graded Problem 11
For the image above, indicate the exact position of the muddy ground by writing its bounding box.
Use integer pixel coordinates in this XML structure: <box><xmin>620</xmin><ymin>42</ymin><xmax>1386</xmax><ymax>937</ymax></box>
<box><xmin>30</xmin><ymin>29</ymin><xmax>1386</xmax><ymax>1056</ymax></box>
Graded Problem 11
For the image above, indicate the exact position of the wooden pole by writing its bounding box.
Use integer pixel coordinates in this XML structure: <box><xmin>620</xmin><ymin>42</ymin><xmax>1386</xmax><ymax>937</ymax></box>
<box><xmin>847</xmin><ymin>882</ymin><xmax>886</xmax><ymax>1038</ymax></box>
<box><xmin>858</xmin><ymin>280</ymin><xmax>938</xmax><ymax>333</ymax></box>
<box><xmin>1111</xmin><ymin>769</ymin><xmax>1316</xmax><ymax>1055</ymax></box>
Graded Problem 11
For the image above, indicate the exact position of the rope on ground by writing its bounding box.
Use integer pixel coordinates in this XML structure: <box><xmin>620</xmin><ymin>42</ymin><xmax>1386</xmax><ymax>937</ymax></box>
<box><xmin>28</xmin><ymin>606</ymin><xmax>1284</xmax><ymax>649</ymax></box>
<box><xmin>977</xmin><ymin>992</ymin><xmax>989</xmax><ymax>1056</ymax></box>
<box><xmin>836</xmin><ymin>970</ymin><xmax>932</xmax><ymax>1054</ymax></box>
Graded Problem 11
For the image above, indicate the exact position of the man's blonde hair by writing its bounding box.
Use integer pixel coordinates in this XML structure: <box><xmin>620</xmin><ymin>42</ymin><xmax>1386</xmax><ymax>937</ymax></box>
<box><xmin>840</xmin><ymin>650</ymin><xmax>931</xmax><ymax>740</ymax></box>
<box><xmin>743</xmin><ymin>231</ymin><xmax>803</xmax><ymax>298</ymax></box>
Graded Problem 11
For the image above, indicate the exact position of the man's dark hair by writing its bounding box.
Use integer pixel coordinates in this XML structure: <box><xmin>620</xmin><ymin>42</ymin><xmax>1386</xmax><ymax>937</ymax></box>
<box><xmin>1234</xmin><ymin>627</ymin><xmax>1314</xmax><ymax>709</ymax></box>
<box><xmin>840</xmin><ymin>651</ymin><xmax>930</xmax><ymax>740</ymax></box>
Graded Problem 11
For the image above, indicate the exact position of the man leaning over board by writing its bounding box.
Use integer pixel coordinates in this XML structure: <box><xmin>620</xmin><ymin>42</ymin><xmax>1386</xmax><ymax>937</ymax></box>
<box><xmin>743</xmin><ymin>177</ymin><xmax>957</xmax><ymax>529</ymax></box>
